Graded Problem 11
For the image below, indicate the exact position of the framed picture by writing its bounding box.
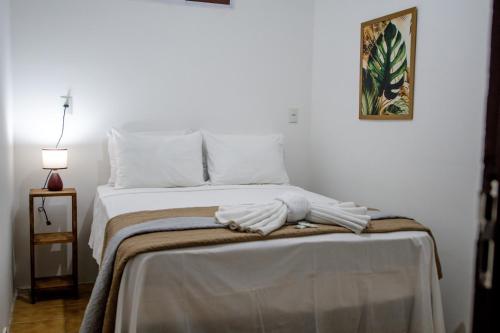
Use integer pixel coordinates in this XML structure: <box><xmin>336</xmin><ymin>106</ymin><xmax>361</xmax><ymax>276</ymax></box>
<box><xmin>359</xmin><ymin>7</ymin><xmax>417</xmax><ymax>120</ymax></box>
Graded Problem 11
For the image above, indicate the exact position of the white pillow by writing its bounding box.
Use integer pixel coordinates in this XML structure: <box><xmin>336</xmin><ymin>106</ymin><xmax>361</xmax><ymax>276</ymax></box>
<box><xmin>203</xmin><ymin>132</ymin><xmax>290</xmax><ymax>185</ymax></box>
<box><xmin>114</xmin><ymin>131</ymin><xmax>205</xmax><ymax>188</ymax></box>
<box><xmin>108</xmin><ymin>128</ymin><xmax>190</xmax><ymax>184</ymax></box>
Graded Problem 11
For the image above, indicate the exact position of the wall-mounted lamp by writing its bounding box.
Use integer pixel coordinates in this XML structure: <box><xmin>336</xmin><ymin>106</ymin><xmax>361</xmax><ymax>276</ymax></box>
<box><xmin>42</xmin><ymin>148</ymin><xmax>68</xmax><ymax>191</ymax></box>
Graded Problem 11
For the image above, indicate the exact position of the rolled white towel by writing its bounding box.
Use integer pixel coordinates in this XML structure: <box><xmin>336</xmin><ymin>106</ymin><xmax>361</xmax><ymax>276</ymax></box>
<box><xmin>275</xmin><ymin>192</ymin><xmax>310</xmax><ymax>222</ymax></box>
<box><xmin>307</xmin><ymin>202</ymin><xmax>370</xmax><ymax>234</ymax></box>
<box><xmin>247</xmin><ymin>204</ymin><xmax>288</xmax><ymax>235</ymax></box>
<box><xmin>215</xmin><ymin>192</ymin><xmax>371</xmax><ymax>236</ymax></box>
<box><xmin>215</xmin><ymin>192</ymin><xmax>309</xmax><ymax>236</ymax></box>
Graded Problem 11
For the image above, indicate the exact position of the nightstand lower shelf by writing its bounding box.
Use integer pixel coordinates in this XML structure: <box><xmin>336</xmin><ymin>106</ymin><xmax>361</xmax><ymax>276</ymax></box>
<box><xmin>34</xmin><ymin>275</ymin><xmax>75</xmax><ymax>291</ymax></box>
<box><xmin>33</xmin><ymin>275</ymin><xmax>78</xmax><ymax>301</ymax></box>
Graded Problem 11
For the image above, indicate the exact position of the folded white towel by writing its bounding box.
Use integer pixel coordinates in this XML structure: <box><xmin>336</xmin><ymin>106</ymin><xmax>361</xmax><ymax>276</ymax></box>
<box><xmin>307</xmin><ymin>202</ymin><xmax>370</xmax><ymax>234</ymax></box>
<box><xmin>215</xmin><ymin>192</ymin><xmax>371</xmax><ymax>236</ymax></box>
<box><xmin>216</xmin><ymin>192</ymin><xmax>308</xmax><ymax>236</ymax></box>
<box><xmin>275</xmin><ymin>192</ymin><xmax>310</xmax><ymax>222</ymax></box>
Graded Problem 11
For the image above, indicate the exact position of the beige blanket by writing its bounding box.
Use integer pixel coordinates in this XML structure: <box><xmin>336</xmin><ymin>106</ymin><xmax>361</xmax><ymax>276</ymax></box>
<box><xmin>101</xmin><ymin>206</ymin><xmax>442</xmax><ymax>333</ymax></box>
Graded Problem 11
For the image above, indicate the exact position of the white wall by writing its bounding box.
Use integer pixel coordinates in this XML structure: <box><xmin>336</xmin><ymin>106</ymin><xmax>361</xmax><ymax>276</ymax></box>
<box><xmin>310</xmin><ymin>0</ymin><xmax>491</xmax><ymax>332</ymax></box>
<box><xmin>11</xmin><ymin>0</ymin><xmax>314</xmax><ymax>286</ymax></box>
<box><xmin>0</xmin><ymin>0</ymin><xmax>13</xmax><ymax>329</ymax></box>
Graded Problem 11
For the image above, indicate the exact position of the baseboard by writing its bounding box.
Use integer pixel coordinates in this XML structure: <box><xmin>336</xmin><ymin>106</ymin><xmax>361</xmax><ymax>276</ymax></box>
<box><xmin>5</xmin><ymin>288</ymin><xmax>18</xmax><ymax>333</ymax></box>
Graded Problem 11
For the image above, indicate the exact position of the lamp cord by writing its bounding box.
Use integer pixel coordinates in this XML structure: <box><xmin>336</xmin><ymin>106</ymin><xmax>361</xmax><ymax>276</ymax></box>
<box><xmin>39</xmin><ymin>103</ymin><xmax>69</xmax><ymax>226</ymax></box>
<box><xmin>55</xmin><ymin>104</ymin><xmax>68</xmax><ymax>148</ymax></box>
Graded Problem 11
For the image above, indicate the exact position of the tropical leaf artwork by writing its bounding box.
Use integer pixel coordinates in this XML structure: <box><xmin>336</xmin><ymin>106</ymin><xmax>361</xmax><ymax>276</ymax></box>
<box><xmin>359</xmin><ymin>8</ymin><xmax>417</xmax><ymax>119</ymax></box>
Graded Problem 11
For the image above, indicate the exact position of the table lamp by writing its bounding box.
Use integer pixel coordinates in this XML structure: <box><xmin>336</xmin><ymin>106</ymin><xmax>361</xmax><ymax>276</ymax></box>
<box><xmin>42</xmin><ymin>148</ymin><xmax>68</xmax><ymax>191</ymax></box>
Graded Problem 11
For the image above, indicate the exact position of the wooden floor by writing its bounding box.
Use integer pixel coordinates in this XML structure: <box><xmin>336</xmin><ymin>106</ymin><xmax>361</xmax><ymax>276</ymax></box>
<box><xmin>10</xmin><ymin>285</ymin><xmax>92</xmax><ymax>333</ymax></box>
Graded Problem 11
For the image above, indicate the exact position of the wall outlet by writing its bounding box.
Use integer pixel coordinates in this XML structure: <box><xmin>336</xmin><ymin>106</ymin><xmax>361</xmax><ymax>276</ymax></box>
<box><xmin>288</xmin><ymin>108</ymin><xmax>299</xmax><ymax>124</ymax></box>
<box><xmin>61</xmin><ymin>95</ymin><xmax>73</xmax><ymax>114</ymax></box>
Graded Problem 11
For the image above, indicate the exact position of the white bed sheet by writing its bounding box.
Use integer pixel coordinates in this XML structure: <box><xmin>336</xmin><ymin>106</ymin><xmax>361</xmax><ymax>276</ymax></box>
<box><xmin>90</xmin><ymin>185</ymin><xmax>445</xmax><ymax>333</ymax></box>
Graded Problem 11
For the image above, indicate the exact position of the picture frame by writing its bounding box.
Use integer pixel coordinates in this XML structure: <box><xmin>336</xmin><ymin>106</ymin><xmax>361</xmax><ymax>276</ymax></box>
<box><xmin>359</xmin><ymin>7</ymin><xmax>417</xmax><ymax>120</ymax></box>
<box><xmin>186</xmin><ymin>0</ymin><xmax>230</xmax><ymax>4</ymax></box>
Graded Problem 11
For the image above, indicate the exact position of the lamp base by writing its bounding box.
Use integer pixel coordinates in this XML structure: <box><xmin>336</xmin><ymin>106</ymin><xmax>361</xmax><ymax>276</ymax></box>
<box><xmin>47</xmin><ymin>172</ymin><xmax>64</xmax><ymax>191</ymax></box>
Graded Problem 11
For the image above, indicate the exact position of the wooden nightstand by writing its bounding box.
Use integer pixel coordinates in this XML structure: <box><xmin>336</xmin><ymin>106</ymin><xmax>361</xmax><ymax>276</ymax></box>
<box><xmin>29</xmin><ymin>188</ymin><xmax>78</xmax><ymax>303</ymax></box>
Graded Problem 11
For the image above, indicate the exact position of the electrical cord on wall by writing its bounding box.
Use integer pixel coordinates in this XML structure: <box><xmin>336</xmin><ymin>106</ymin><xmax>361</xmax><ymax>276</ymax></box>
<box><xmin>38</xmin><ymin>100</ymin><xmax>69</xmax><ymax>226</ymax></box>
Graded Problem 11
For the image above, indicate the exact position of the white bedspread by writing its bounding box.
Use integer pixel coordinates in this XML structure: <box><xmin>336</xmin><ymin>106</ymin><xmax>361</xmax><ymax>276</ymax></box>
<box><xmin>90</xmin><ymin>185</ymin><xmax>445</xmax><ymax>333</ymax></box>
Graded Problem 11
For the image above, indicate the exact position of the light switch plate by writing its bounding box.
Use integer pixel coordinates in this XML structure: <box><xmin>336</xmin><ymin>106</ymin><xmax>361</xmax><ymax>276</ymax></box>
<box><xmin>288</xmin><ymin>108</ymin><xmax>299</xmax><ymax>124</ymax></box>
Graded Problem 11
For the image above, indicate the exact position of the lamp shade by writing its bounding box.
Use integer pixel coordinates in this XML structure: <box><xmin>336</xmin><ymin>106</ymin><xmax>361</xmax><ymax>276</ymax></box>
<box><xmin>42</xmin><ymin>148</ymin><xmax>68</xmax><ymax>170</ymax></box>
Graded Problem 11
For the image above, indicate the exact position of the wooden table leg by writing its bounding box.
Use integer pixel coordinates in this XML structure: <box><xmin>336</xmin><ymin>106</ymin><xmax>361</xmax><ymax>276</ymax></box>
<box><xmin>29</xmin><ymin>195</ymin><xmax>35</xmax><ymax>303</ymax></box>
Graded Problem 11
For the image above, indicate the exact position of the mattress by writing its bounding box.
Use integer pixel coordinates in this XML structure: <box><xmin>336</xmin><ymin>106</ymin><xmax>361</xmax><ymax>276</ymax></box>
<box><xmin>90</xmin><ymin>185</ymin><xmax>445</xmax><ymax>333</ymax></box>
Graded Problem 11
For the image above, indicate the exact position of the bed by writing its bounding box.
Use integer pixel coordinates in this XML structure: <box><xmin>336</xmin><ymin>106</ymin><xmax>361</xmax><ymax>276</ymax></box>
<box><xmin>88</xmin><ymin>184</ymin><xmax>445</xmax><ymax>333</ymax></box>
